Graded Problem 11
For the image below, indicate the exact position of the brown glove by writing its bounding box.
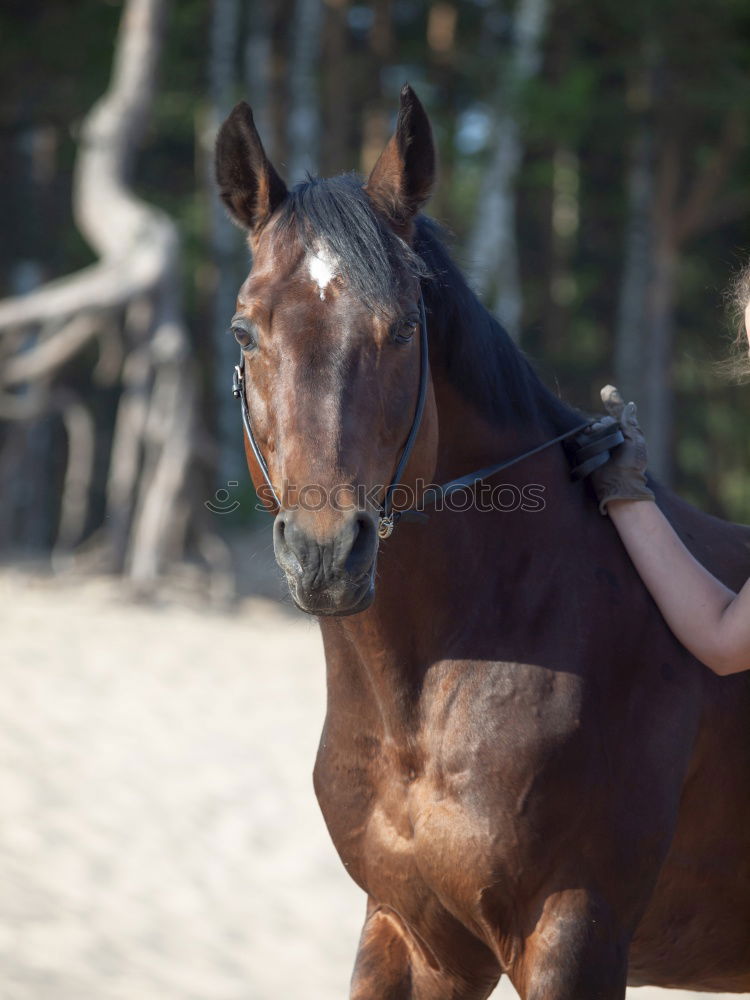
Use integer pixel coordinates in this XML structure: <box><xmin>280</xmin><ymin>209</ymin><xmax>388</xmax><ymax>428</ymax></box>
<box><xmin>589</xmin><ymin>385</ymin><xmax>655</xmax><ymax>515</ymax></box>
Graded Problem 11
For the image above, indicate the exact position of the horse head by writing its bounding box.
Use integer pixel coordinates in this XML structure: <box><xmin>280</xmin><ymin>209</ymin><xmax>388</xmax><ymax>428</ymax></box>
<box><xmin>215</xmin><ymin>86</ymin><xmax>439</xmax><ymax>616</ymax></box>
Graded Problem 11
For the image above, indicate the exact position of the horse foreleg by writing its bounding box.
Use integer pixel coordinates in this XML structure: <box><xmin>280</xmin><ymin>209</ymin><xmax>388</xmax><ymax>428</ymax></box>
<box><xmin>350</xmin><ymin>899</ymin><xmax>498</xmax><ymax>1000</ymax></box>
<box><xmin>509</xmin><ymin>889</ymin><xmax>629</xmax><ymax>1000</ymax></box>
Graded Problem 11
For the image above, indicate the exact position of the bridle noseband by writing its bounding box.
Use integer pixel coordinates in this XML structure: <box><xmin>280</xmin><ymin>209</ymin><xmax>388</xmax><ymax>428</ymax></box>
<box><xmin>232</xmin><ymin>291</ymin><xmax>621</xmax><ymax>539</ymax></box>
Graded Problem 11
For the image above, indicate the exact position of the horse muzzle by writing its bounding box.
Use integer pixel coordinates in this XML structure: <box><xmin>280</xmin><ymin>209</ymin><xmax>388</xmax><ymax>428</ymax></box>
<box><xmin>272</xmin><ymin>509</ymin><xmax>378</xmax><ymax>616</ymax></box>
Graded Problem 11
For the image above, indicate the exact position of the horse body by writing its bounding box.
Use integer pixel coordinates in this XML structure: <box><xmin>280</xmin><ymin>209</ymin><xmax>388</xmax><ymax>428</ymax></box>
<box><xmin>215</xmin><ymin>86</ymin><xmax>750</xmax><ymax>998</ymax></box>
<box><xmin>315</xmin><ymin>390</ymin><xmax>750</xmax><ymax>997</ymax></box>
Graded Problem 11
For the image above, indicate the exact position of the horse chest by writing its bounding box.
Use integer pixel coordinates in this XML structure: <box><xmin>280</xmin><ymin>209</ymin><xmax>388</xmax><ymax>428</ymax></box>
<box><xmin>314</xmin><ymin>655</ymin><xmax>590</xmax><ymax>925</ymax></box>
<box><xmin>317</xmin><ymin>760</ymin><xmax>499</xmax><ymax>921</ymax></box>
<box><xmin>314</xmin><ymin>726</ymin><xmax>544</xmax><ymax>925</ymax></box>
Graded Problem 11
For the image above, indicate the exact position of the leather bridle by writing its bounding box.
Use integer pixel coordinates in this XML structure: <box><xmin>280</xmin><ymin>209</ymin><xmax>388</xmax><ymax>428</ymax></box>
<box><xmin>232</xmin><ymin>291</ymin><xmax>621</xmax><ymax>539</ymax></box>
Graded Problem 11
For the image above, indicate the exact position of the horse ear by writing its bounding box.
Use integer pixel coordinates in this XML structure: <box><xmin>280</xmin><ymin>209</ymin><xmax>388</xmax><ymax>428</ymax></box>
<box><xmin>365</xmin><ymin>84</ymin><xmax>436</xmax><ymax>235</ymax></box>
<box><xmin>215</xmin><ymin>102</ymin><xmax>288</xmax><ymax>234</ymax></box>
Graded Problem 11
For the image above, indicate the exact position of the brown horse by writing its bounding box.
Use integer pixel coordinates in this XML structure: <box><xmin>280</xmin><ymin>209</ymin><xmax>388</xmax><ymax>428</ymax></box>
<box><xmin>215</xmin><ymin>86</ymin><xmax>750</xmax><ymax>998</ymax></box>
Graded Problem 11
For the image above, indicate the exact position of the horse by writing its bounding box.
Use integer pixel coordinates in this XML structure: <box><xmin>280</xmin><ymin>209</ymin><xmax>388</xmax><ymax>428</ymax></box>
<box><xmin>215</xmin><ymin>85</ymin><xmax>750</xmax><ymax>999</ymax></box>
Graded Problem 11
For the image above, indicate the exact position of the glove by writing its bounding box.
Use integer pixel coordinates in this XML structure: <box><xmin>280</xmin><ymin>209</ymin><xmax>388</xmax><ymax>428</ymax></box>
<box><xmin>589</xmin><ymin>385</ymin><xmax>655</xmax><ymax>515</ymax></box>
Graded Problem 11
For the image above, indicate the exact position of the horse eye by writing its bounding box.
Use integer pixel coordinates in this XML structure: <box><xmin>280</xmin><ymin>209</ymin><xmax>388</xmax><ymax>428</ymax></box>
<box><xmin>392</xmin><ymin>315</ymin><xmax>419</xmax><ymax>345</ymax></box>
<box><xmin>231</xmin><ymin>320</ymin><xmax>258</xmax><ymax>351</ymax></box>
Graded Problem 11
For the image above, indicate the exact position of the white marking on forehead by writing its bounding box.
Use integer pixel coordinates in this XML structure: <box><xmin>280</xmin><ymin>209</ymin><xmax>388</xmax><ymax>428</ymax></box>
<box><xmin>307</xmin><ymin>248</ymin><xmax>338</xmax><ymax>300</ymax></box>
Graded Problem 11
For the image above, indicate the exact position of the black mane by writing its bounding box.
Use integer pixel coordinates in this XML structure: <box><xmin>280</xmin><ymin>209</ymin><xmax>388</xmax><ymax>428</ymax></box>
<box><xmin>276</xmin><ymin>174</ymin><xmax>582</xmax><ymax>433</ymax></box>
<box><xmin>413</xmin><ymin>216</ymin><xmax>582</xmax><ymax>433</ymax></box>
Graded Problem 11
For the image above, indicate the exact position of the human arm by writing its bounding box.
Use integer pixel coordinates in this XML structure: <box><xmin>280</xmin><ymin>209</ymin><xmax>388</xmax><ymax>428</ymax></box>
<box><xmin>606</xmin><ymin>497</ymin><xmax>750</xmax><ymax>675</ymax></box>
<box><xmin>589</xmin><ymin>386</ymin><xmax>750</xmax><ymax>676</ymax></box>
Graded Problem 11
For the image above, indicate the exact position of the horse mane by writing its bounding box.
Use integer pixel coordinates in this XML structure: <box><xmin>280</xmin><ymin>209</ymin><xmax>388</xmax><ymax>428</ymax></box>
<box><xmin>413</xmin><ymin>215</ymin><xmax>583</xmax><ymax>433</ymax></box>
<box><xmin>275</xmin><ymin>174</ymin><xmax>582</xmax><ymax>433</ymax></box>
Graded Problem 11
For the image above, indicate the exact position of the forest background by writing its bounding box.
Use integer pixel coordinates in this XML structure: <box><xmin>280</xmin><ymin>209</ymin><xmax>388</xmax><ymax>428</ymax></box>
<box><xmin>2</xmin><ymin>0</ymin><xmax>750</xmax><ymax>586</ymax></box>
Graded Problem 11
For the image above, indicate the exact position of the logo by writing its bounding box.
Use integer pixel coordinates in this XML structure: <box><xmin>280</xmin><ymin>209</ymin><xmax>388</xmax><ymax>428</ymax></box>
<box><xmin>204</xmin><ymin>481</ymin><xmax>241</xmax><ymax>514</ymax></box>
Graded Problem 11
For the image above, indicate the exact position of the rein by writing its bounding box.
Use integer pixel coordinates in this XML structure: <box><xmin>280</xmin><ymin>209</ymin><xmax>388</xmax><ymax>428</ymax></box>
<box><xmin>232</xmin><ymin>293</ymin><xmax>621</xmax><ymax>539</ymax></box>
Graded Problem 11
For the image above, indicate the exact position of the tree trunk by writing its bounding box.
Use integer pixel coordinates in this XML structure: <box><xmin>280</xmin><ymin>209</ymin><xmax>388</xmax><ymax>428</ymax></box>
<box><xmin>613</xmin><ymin>41</ymin><xmax>744</xmax><ymax>488</ymax></box>
<box><xmin>615</xmin><ymin>120</ymin><xmax>655</xmax><ymax>402</ymax></box>
<box><xmin>287</xmin><ymin>0</ymin><xmax>324</xmax><ymax>182</ymax></box>
<box><xmin>244</xmin><ymin>0</ymin><xmax>274</xmax><ymax>155</ymax></box>
<box><xmin>466</xmin><ymin>0</ymin><xmax>549</xmax><ymax>341</ymax></box>
<box><xmin>359</xmin><ymin>0</ymin><xmax>393</xmax><ymax>175</ymax></box>
<box><xmin>320</xmin><ymin>0</ymin><xmax>351</xmax><ymax>177</ymax></box>
<box><xmin>0</xmin><ymin>0</ymin><xmax>195</xmax><ymax>587</ymax></box>
<box><xmin>206</xmin><ymin>0</ymin><xmax>242</xmax><ymax>488</ymax></box>
<box><xmin>642</xmin><ymin>138</ymin><xmax>680</xmax><ymax>483</ymax></box>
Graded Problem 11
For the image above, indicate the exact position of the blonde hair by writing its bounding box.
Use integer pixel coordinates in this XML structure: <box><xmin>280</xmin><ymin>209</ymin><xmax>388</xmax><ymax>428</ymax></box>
<box><xmin>719</xmin><ymin>261</ymin><xmax>750</xmax><ymax>382</ymax></box>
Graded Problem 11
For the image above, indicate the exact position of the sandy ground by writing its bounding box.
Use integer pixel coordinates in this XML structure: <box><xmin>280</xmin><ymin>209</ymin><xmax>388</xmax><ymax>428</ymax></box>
<box><xmin>0</xmin><ymin>563</ymin><xmax>745</xmax><ymax>1000</ymax></box>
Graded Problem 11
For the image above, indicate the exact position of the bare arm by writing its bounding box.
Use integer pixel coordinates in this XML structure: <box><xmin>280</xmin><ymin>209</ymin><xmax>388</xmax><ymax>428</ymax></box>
<box><xmin>608</xmin><ymin>498</ymin><xmax>750</xmax><ymax>675</ymax></box>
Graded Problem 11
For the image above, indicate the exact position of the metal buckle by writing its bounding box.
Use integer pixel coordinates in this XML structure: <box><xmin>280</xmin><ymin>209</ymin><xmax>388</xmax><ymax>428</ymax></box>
<box><xmin>378</xmin><ymin>513</ymin><xmax>395</xmax><ymax>540</ymax></box>
<box><xmin>232</xmin><ymin>365</ymin><xmax>242</xmax><ymax>399</ymax></box>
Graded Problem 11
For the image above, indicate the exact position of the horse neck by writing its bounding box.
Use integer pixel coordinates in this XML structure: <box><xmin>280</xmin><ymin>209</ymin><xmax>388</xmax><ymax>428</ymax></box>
<box><xmin>424</xmin><ymin>281</ymin><xmax>575</xmax><ymax>508</ymax></box>
<box><xmin>317</xmin><ymin>338</ymin><xmax>581</xmax><ymax>741</ymax></box>
<box><xmin>429</xmin><ymin>370</ymin><xmax>554</xmax><ymax>484</ymax></box>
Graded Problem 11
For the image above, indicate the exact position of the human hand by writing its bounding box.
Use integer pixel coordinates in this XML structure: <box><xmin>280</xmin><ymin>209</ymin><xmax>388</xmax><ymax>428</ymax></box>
<box><xmin>589</xmin><ymin>385</ymin><xmax>655</xmax><ymax>515</ymax></box>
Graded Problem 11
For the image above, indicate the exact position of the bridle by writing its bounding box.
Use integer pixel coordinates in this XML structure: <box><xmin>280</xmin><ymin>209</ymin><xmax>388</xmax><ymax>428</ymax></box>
<box><xmin>232</xmin><ymin>291</ymin><xmax>621</xmax><ymax>539</ymax></box>
<box><xmin>231</xmin><ymin>295</ymin><xmax>430</xmax><ymax>538</ymax></box>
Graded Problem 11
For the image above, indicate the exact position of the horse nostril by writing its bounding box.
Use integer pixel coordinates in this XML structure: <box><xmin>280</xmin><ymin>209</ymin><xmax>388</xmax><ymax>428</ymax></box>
<box><xmin>345</xmin><ymin>513</ymin><xmax>377</xmax><ymax>575</ymax></box>
<box><xmin>273</xmin><ymin>513</ymin><xmax>300</xmax><ymax>573</ymax></box>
